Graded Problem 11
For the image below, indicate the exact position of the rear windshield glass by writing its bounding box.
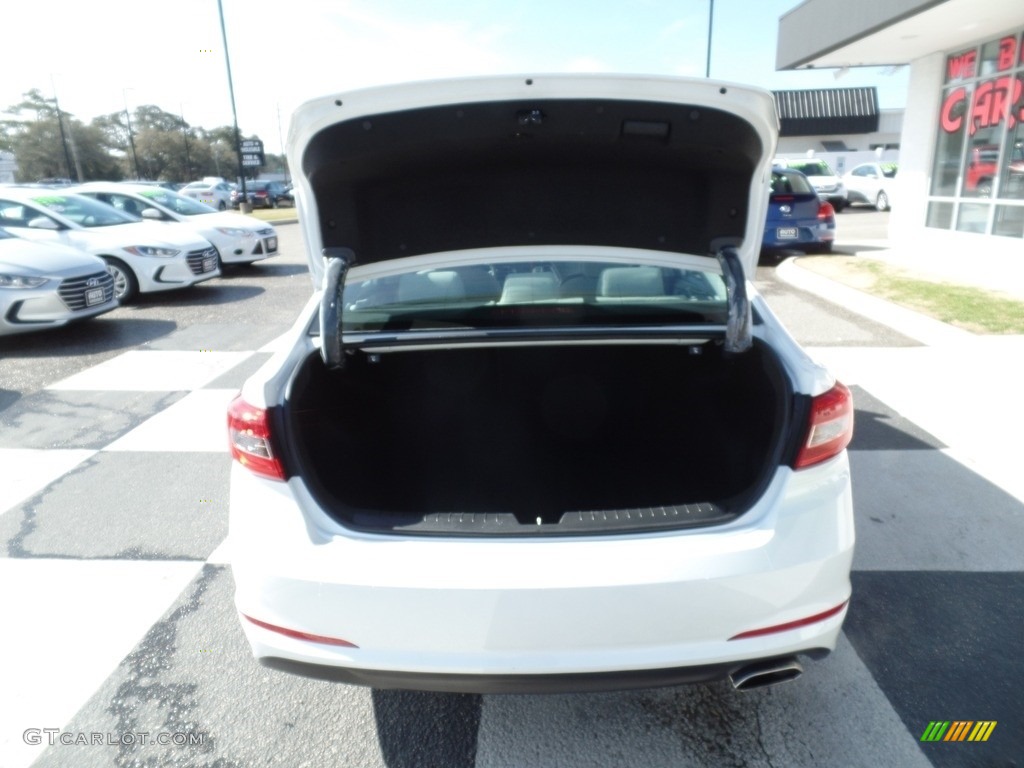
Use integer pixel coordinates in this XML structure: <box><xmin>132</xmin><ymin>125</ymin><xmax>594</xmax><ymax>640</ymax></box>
<box><xmin>771</xmin><ymin>171</ymin><xmax>815</xmax><ymax>196</ymax></box>
<box><xmin>341</xmin><ymin>258</ymin><xmax>728</xmax><ymax>333</ymax></box>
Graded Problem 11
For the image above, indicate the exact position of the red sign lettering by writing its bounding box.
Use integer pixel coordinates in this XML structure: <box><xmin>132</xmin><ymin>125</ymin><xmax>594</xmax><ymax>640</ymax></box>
<box><xmin>998</xmin><ymin>36</ymin><xmax>1017</xmax><ymax>71</ymax></box>
<box><xmin>941</xmin><ymin>87</ymin><xmax>966</xmax><ymax>133</ymax></box>
<box><xmin>947</xmin><ymin>51</ymin><xmax>977</xmax><ymax>81</ymax></box>
<box><xmin>968</xmin><ymin>76</ymin><xmax>1023</xmax><ymax>136</ymax></box>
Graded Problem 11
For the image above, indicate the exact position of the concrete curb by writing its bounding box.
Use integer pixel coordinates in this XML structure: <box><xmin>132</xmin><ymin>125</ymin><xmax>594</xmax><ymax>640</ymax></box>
<box><xmin>774</xmin><ymin>257</ymin><xmax>976</xmax><ymax>347</ymax></box>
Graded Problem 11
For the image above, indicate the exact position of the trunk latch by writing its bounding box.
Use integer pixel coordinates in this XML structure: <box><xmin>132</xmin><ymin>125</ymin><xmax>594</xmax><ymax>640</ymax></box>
<box><xmin>320</xmin><ymin>247</ymin><xmax>357</xmax><ymax>369</ymax></box>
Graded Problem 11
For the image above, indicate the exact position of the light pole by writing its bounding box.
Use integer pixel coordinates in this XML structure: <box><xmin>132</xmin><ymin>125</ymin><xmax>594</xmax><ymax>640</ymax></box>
<box><xmin>123</xmin><ymin>88</ymin><xmax>140</xmax><ymax>180</ymax></box>
<box><xmin>217</xmin><ymin>0</ymin><xmax>249</xmax><ymax>212</ymax></box>
<box><xmin>705</xmin><ymin>0</ymin><xmax>714</xmax><ymax>78</ymax></box>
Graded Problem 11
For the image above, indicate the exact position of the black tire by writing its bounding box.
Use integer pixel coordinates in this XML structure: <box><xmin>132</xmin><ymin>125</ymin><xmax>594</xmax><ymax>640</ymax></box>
<box><xmin>831</xmin><ymin>200</ymin><xmax>845</xmax><ymax>213</ymax></box>
<box><xmin>218</xmin><ymin>200</ymin><xmax>227</xmax><ymax>210</ymax></box>
<box><xmin>103</xmin><ymin>257</ymin><xmax>139</xmax><ymax>303</ymax></box>
<box><xmin>875</xmin><ymin>191</ymin><xmax>890</xmax><ymax>212</ymax></box>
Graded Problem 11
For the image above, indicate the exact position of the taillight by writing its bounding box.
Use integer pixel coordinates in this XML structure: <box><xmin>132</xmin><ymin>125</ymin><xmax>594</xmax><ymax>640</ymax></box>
<box><xmin>794</xmin><ymin>382</ymin><xmax>853</xmax><ymax>469</ymax></box>
<box><xmin>228</xmin><ymin>394</ymin><xmax>286</xmax><ymax>480</ymax></box>
<box><xmin>817</xmin><ymin>201</ymin><xmax>836</xmax><ymax>220</ymax></box>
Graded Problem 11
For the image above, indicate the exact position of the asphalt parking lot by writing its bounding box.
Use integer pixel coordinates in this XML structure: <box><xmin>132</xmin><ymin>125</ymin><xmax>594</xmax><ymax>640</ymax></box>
<box><xmin>1</xmin><ymin>215</ymin><xmax>1021</xmax><ymax>768</ymax></box>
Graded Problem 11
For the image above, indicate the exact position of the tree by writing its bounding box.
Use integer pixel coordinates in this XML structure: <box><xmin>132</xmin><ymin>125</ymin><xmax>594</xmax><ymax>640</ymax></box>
<box><xmin>1</xmin><ymin>89</ymin><xmax>76</xmax><ymax>181</ymax></box>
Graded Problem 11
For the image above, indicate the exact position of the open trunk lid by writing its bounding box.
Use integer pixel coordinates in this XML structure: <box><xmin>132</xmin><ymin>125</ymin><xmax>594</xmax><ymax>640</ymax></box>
<box><xmin>289</xmin><ymin>74</ymin><xmax>778</xmax><ymax>283</ymax></box>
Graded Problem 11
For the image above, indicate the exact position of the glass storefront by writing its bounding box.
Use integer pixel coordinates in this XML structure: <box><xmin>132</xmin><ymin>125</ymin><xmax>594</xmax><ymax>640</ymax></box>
<box><xmin>928</xmin><ymin>30</ymin><xmax>1024</xmax><ymax>238</ymax></box>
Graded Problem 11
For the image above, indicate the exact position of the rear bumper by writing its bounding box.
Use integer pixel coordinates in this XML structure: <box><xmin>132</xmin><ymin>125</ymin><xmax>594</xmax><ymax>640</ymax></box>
<box><xmin>257</xmin><ymin>650</ymin><xmax>830</xmax><ymax>693</ymax></box>
<box><xmin>230</xmin><ymin>456</ymin><xmax>854</xmax><ymax>691</ymax></box>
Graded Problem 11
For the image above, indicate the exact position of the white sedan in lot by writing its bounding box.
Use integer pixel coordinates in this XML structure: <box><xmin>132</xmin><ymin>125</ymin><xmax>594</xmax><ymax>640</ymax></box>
<box><xmin>229</xmin><ymin>75</ymin><xmax>855</xmax><ymax>694</ymax></box>
<box><xmin>0</xmin><ymin>189</ymin><xmax>220</xmax><ymax>302</ymax></box>
<box><xmin>71</xmin><ymin>183</ymin><xmax>280</xmax><ymax>266</ymax></box>
<box><xmin>0</xmin><ymin>226</ymin><xmax>117</xmax><ymax>336</ymax></box>
<box><xmin>842</xmin><ymin>162</ymin><xmax>898</xmax><ymax>211</ymax></box>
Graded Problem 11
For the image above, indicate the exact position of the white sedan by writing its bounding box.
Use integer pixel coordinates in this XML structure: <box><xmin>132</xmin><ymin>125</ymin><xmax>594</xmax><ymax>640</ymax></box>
<box><xmin>72</xmin><ymin>183</ymin><xmax>279</xmax><ymax>266</ymax></box>
<box><xmin>0</xmin><ymin>189</ymin><xmax>219</xmax><ymax>302</ymax></box>
<box><xmin>0</xmin><ymin>226</ymin><xmax>118</xmax><ymax>336</ymax></box>
<box><xmin>179</xmin><ymin>178</ymin><xmax>233</xmax><ymax>210</ymax></box>
<box><xmin>842</xmin><ymin>162</ymin><xmax>898</xmax><ymax>211</ymax></box>
<box><xmin>229</xmin><ymin>75</ymin><xmax>855</xmax><ymax>694</ymax></box>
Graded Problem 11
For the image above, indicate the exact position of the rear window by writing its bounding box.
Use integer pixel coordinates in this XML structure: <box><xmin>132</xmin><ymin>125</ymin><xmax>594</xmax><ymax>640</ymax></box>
<box><xmin>771</xmin><ymin>171</ymin><xmax>815</xmax><ymax>196</ymax></box>
<box><xmin>341</xmin><ymin>257</ymin><xmax>728</xmax><ymax>333</ymax></box>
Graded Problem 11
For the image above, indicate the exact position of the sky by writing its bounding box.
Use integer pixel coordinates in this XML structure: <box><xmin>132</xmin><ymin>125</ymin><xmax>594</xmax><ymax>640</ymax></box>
<box><xmin>1</xmin><ymin>0</ymin><xmax>909</xmax><ymax>158</ymax></box>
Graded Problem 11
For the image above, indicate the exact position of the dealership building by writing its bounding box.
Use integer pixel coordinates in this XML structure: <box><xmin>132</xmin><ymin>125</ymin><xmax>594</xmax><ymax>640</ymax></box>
<box><xmin>777</xmin><ymin>0</ymin><xmax>1024</xmax><ymax>263</ymax></box>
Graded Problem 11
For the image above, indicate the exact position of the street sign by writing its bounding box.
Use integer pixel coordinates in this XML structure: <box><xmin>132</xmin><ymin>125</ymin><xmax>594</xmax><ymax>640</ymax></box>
<box><xmin>241</xmin><ymin>153</ymin><xmax>263</xmax><ymax>167</ymax></box>
<box><xmin>240</xmin><ymin>139</ymin><xmax>264</xmax><ymax>153</ymax></box>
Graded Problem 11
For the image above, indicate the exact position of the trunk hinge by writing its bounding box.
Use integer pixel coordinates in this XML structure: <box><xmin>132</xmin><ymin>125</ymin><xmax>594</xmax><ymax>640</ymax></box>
<box><xmin>714</xmin><ymin>246</ymin><xmax>752</xmax><ymax>354</ymax></box>
<box><xmin>319</xmin><ymin>247</ymin><xmax>357</xmax><ymax>369</ymax></box>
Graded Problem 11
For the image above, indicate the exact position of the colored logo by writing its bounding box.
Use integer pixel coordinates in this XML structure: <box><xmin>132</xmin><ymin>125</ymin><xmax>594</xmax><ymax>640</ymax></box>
<box><xmin>920</xmin><ymin>721</ymin><xmax>996</xmax><ymax>742</ymax></box>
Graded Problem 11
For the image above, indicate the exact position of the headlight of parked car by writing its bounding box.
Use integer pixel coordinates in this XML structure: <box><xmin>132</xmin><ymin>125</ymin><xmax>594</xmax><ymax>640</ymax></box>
<box><xmin>0</xmin><ymin>273</ymin><xmax>48</xmax><ymax>289</ymax></box>
<box><xmin>215</xmin><ymin>227</ymin><xmax>255</xmax><ymax>238</ymax></box>
<box><xmin>123</xmin><ymin>246</ymin><xmax>181</xmax><ymax>258</ymax></box>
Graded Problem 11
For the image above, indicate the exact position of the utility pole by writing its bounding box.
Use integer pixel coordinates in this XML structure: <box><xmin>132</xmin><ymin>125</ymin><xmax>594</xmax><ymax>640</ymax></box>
<box><xmin>123</xmin><ymin>88</ymin><xmax>140</xmax><ymax>180</ymax></box>
<box><xmin>181</xmin><ymin>104</ymin><xmax>193</xmax><ymax>181</ymax></box>
<box><xmin>50</xmin><ymin>76</ymin><xmax>76</xmax><ymax>181</ymax></box>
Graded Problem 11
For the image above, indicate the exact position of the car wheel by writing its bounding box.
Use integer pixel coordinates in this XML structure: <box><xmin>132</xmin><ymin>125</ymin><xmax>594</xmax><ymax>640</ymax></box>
<box><xmin>832</xmin><ymin>200</ymin><xmax>845</xmax><ymax>213</ymax></box>
<box><xmin>976</xmin><ymin>180</ymin><xmax>993</xmax><ymax>198</ymax></box>
<box><xmin>104</xmin><ymin>257</ymin><xmax>139</xmax><ymax>303</ymax></box>
<box><xmin>219</xmin><ymin>200</ymin><xmax>227</xmax><ymax>210</ymax></box>
<box><xmin>270</xmin><ymin>197</ymin><xmax>278</xmax><ymax>209</ymax></box>
<box><xmin>875</xmin><ymin>191</ymin><xmax>890</xmax><ymax>212</ymax></box>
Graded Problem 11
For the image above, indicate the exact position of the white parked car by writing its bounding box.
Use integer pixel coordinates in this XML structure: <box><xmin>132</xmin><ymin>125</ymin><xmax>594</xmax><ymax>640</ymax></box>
<box><xmin>179</xmin><ymin>178</ymin><xmax>233</xmax><ymax>210</ymax></box>
<box><xmin>772</xmin><ymin>158</ymin><xmax>848</xmax><ymax>212</ymax></box>
<box><xmin>842</xmin><ymin>162</ymin><xmax>897</xmax><ymax>211</ymax></box>
<box><xmin>0</xmin><ymin>189</ymin><xmax>220</xmax><ymax>302</ymax></box>
<box><xmin>228</xmin><ymin>75</ymin><xmax>855</xmax><ymax>693</ymax></box>
<box><xmin>0</xmin><ymin>226</ymin><xmax>117</xmax><ymax>336</ymax></box>
<box><xmin>71</xmin><ymin>183</ymin><xmax>280</xmax><ymax>266</ymax></box>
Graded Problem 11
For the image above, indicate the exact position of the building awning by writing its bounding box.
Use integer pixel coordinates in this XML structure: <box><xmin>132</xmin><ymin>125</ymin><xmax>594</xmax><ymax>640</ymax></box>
<box><xmin>773</xmin><ymin>87</ymin><xmax>879</xmax><ymax>136</ymax></box>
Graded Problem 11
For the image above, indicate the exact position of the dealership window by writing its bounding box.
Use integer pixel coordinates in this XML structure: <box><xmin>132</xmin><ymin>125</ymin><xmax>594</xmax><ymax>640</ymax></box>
<box><xmin>928</xmin><ymin>30</ymin><xmax>1024</xmax><ymax>238</ymax></box>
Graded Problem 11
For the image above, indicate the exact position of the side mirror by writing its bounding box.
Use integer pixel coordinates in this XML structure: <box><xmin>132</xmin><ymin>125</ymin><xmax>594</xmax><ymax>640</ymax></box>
<box><xmin>27</xmin><ymin>216</ymin><xmax>60</xmax><ymax>230</ymax></box>
<box><xmin>141</xmin><ymin>208</ymin><xmax>163</xmax><ymax>221</ymax></box>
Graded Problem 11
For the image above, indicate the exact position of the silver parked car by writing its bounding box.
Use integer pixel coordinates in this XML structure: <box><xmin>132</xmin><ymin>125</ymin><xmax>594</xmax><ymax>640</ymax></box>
<box><xmin>0</xmin><ymin>227</ymin><xmax>117</xmax><ymax>336</ymax></box>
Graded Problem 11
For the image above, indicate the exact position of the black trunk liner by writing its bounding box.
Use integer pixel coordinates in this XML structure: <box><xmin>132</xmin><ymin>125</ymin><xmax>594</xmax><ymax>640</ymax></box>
<box><xmin>285</xmin><ymin>342</ymin><xmax>787</xmax><ymax>534</ymax></box>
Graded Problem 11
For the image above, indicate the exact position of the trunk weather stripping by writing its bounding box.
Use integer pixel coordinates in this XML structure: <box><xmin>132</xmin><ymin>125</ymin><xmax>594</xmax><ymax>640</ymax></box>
<box><xmin>714</xmin><ymin>246</ymin><xmax>751</xmax><ymax>354</ymax></box>
<box><xmin>320</xmin><ymin>247</ymin><xmax>356</xmax><ymax>369</ymax></box>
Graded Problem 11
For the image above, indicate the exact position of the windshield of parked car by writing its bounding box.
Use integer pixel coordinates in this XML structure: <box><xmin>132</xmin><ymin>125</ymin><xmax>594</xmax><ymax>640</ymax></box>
<box><xmin>30</xmin><ymin>194</ymin><xmax>137</xmax><ymax>227</ymax></box>
<box><xmin>341</xmin><ymin>256</ymin><xmax>729</xmax><ymax>333</ymax></box>
<box><xmin>787</xmin><ymin>161</ymin><xmax>834</xmax><ymax>177</ymax></box>
<box><xmin>136</xmin><ymin>189</ymin><xmax>217</xmax><ymax>216</ymax></box>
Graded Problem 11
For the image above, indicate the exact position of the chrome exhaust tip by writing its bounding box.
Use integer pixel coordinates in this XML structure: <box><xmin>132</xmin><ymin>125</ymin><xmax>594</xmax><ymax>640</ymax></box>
<box><xmin>729</xmin><ymin>657</ymin><xmax>803</xmax><ymax>691</ymax></box>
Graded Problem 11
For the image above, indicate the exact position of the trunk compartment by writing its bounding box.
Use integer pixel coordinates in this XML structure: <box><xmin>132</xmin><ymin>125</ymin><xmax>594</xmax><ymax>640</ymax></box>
<box><xmin>283</xmin><ymin>339</ymin><xmax>793</xmax><ymax>536</ymax></box>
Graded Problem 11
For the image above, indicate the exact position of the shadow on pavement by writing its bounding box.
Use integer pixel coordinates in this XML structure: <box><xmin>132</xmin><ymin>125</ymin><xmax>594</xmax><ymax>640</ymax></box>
<box><xmin>372</xmin><ymin>689</ymin><xmax>481</xmax><ymax>768</ymax></box>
